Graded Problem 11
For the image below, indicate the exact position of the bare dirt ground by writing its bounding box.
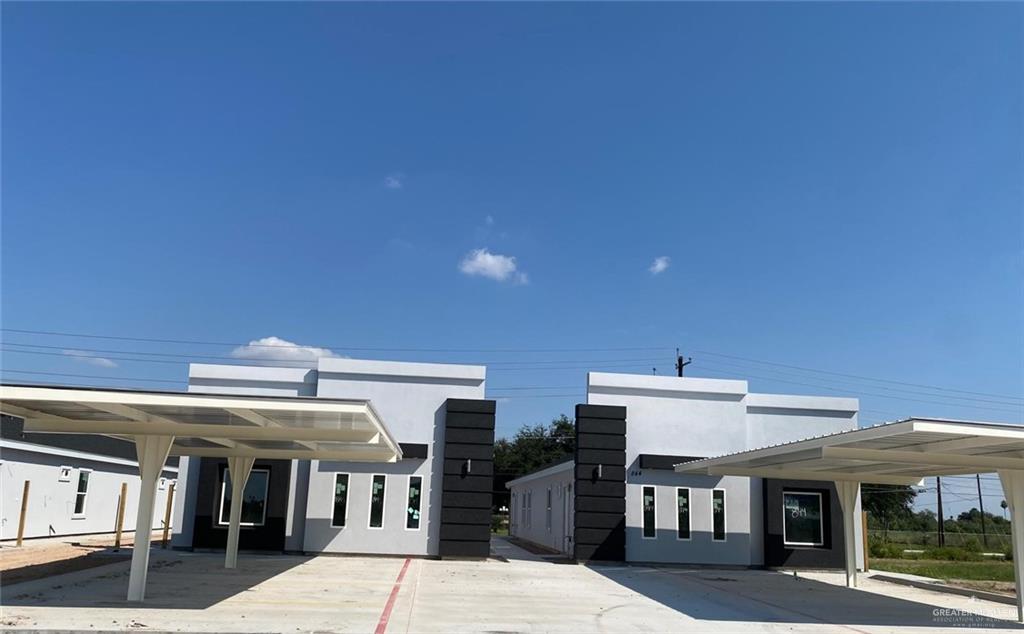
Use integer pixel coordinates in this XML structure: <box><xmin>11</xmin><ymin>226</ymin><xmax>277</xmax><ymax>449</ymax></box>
<box><xmin>0</xmin><ymin>531</ymin><xmax>162</xmax><ymax>586</ymax></box>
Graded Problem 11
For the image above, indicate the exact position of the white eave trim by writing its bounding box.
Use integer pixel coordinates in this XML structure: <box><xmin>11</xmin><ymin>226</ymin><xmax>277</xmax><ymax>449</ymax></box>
<box><xmin>506</xmin><ymin>460</ymin><xmax>574</xmax><ymax>489</ymax></box>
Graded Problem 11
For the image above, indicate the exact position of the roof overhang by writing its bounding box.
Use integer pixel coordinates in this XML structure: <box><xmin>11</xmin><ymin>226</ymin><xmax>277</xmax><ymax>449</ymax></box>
<box><xmin>0</xmin><ymin>384</ymin><xmax>402</xmax><ymax>462</ymax></box>
<box><xmin>676</xmin><ymin>418</ymin><xmax>1024</xmax><ymax>486</ymax></box>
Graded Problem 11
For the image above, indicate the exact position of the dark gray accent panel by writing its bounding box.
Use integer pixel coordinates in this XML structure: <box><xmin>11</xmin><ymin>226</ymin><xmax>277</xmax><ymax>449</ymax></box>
<box><xmin>399</xmin><ymin>443</ymin><xmax>429</xmax><ymax>459</ymax></box>
<box><xmin>576</xmin><ymin>404</ymin><xmax>627</xmax><ymax>420</ymax></box>
<box><xmin>575</xmin><ymin>481</ymin><xmax>627</xmax><ymax>498</ymax></box>
<box><xmin>442</xmin><ymin>475</ymin><xmax>492</xmax><ymax>492</ymax></box>
<box><xmin>574</xmin><ymin>417</ymin><xmax>627</xmax><ymax>435</ymax></box>
<box><xmin>442</xmin><ymin>443</ymin><xmax>493</xmax><ymax>460</ymax></box>
<box><xmin>573</xmin><ymin>403</ymin><xmax>626</xmax><ymax>563</ymax></box>
<box><xmin>763</xmin><ymin>479</ymin><xmax>845</xmax><ymax>568</ymax></box>
<box><xmin>576</xmin><ymin>450</ymin><xmax>627</xmax><ymax>466</ymax></box>
<box><xmin>443</xmin><ymin>459</ymin><xmax>494</xmax><ymax>476</ymax></box>
<box><xmin>441</xmin><ymin>507</ymin><xmax>492</xmax><ymax>525</ymax></box>
<box><xmin>577</xmin><ymin>434</ymin><xmax>627</xmax><ymax>451</ymax></box>
<box><xmin>444</xmin><ymin>428</ymin><xmax>494</xmax><ymax>445</ymax></box>
<box><xmin>575</xmin><ymin>496</ymin><xmax>627</xmax><ymax>513</ymax></box>
<box><xmin>439</xmin><ymin>398</ymin><xmax>495</xmax><ymax>559</ymax></box>
<box><xmin>575</xmin><ymin>464</ymin><xmax>626</xmax><ymax>481</ymax></box>
<box><xmin>445</xmin><ymin>399</ymin><xmax>496</xmax><ymax>415</ymax></box>
<box><xmin>638</xmin><ymin>454</ymin><xmax>706</xmax><ymax>470</ymax></box>
<box><xmin>443</xmin><ymin>412</ymin><xmax>496</xmax><ymax>429</ymax></box>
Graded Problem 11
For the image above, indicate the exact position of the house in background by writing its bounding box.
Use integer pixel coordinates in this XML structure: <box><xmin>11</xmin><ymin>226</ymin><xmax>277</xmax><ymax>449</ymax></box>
<box><xmin>0</xmin><ymin>414</ymin><xmax>178</xmax><ymax>540</ymax></box>
<box><xmin>172</xmin><ymin>358</ymin><xmax>496</xmax><ymax>558</ymax></box>
<box><xmin>508</xmin><ymin>372</ymin><xmax>865</xmax><ymax>569</ymax></box>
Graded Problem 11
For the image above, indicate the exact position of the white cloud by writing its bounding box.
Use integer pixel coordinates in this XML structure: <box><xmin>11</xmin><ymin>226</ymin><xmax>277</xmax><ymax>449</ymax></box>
<box><xmin>485</xmin><ymin>215</ymin><xmax>495</xmax><ymax>225</ymax></box>
<box><xmin>230</xmin><ymin>336</ymin><xmax>339</xmax><ymax>366</ymax></box>
<box><xmin>649</xmin><ymin>256</ymin><xmax>670</xmax><ymax>275</ymax></box>
<box><xmin>63</xmin><ymin>350</ymin><xmax>117</xmax><ymax>368</ymax></box>
<box><xmin>459</xmin><ymin>248</ymin><xmax>528</xmax><ymax>284</ymax></box>
<box><xmin>384</xmin><ymin>174</ymin><xmax>404</xmax><ymax>189</ymax></box>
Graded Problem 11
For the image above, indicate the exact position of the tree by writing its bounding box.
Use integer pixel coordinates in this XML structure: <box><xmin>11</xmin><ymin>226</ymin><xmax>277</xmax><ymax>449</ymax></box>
<box><xmin>494</xmin><ymin>415</ymin><xmax>575</xmax><ymax>478</ymax></box>
<box><xmin>862</xmin><ymin>485</ymin><xmax>917</xmax><ymax>533</ymax></box>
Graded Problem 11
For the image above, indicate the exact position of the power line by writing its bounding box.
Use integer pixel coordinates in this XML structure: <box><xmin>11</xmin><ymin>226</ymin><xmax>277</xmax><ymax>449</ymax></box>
<box><xmin>694</xmin><ymin>350</ymin><xmax>1024</xmax><ymax>402</ymax></box>
<box><xmin>0</xmin><ymin>328</ymin><xmax>670</xmax><ymax>354</ymax></box>
<box><xmin>0</xmin><ymin>341</ymin><xmax>666</xmax><ymax>367</ymax></box>
<box><xmin>695</xmin><ymin>357</ymin><xmax>1024</xmax><ymax>407</ymax></box>
<box><xmin>0</xmin><ymin>369</ymin><xmax>185</xmax><ymax>384</ymax></box>
<box><xmin>696</xmin><ymin>366</ymin><xmax>1024</xmax><ymax>415</ymax></box>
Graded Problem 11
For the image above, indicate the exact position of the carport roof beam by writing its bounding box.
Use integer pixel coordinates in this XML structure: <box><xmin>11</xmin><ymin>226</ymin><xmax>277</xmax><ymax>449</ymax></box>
<box><xmin>0</xmin><ymin>384</ymin><xmax>402</xmax><ymax>462</ymax></box>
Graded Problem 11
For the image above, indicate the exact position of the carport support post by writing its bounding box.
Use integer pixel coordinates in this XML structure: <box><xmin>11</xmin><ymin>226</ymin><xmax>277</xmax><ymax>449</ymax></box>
<box><xmin>127</xmin><ymin>435</ymin><xmax>175</xmax><ymax>601</ymax></box>
<box><xmin>835</xmin><ymin>480</ymin><xmax>860</xmax><ymax>588</ymax></box>
<box><xmin>998</xmin><ymin>470</ymin><xmax>1024</xmax><ymax>622</ymax></box>
<box><xmin>225</xmin><ymin>456</ymin><xmax>255</xmax><ymax>569</ymax></box>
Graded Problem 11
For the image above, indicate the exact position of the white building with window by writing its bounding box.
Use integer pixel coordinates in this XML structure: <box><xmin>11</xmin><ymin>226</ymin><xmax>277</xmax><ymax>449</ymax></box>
<box><xmin>0</xmin><ymin>415</ymin><xmax>178</xmax><ymax>540</ymax></box>
<box><xmin>508</xmin><ymin>372</ymin><xmax>865</xmax><ymax>568</ymax></box>
<box><xmin>172</xmin><ymin>358</ymin><xmax>491</xmax><ymax>557</ymax></box>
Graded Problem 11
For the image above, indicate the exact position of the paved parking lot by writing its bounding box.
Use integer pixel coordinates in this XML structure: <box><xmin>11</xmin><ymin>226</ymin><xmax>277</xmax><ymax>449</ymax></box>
<box><xmin>2</xmin><ymin>537</ymin><xmax>1021</xmax><ymax>632</ymax></box>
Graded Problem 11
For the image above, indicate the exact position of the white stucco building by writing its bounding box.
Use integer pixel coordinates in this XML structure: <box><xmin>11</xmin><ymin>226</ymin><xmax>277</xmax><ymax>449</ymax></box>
<box><xmin>508</xmin><ymin>372</ymin><xmax>865</xmax><ymax>568</ymax></box>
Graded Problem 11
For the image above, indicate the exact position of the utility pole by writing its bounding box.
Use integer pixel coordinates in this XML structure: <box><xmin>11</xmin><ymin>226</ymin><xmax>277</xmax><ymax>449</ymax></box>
<box><xmin>936</xmin><ymin>476</ymin><xmax>945</xmax><ymax>547</ymax></box>
<box><xmin>977</xmin><ymin>474</ymin><xmax>988</xmax><ymax>548</ymax></box>
<box><xmin>675</xmin><ymin>349</ymin><xmax>692</xmax><ymax>377</ymax></box>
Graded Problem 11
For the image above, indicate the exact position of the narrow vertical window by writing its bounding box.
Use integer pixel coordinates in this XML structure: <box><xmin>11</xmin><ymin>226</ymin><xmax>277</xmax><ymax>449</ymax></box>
<box><xmin>546</xmin><ymin>488</ymin><xmax>553</xmax><ymax>532</ymax></box>
<box><xmin>72</xmin><ymin>469</ymin><xmax>91</xmax><ymax>517</ymax></box>
<box><xmin>369</xmin><ymin>474</ymin><xmax>386</xmax><ymax>528</ymax></box>
<box><xmin>712</xmin><ymin>489</ymin><xmax>726</xmax><ymax>541</ymax></box>
<box><xmin>406</xmin><ymin>475</ymin><xmax>422</xmax><ymax>530</ymax></box>
<box><xmin>332</xmin><ymin>474</ymin><xmax>349</xmax><ymax>527</ymax></box>
<box><xmin>642</xmin><ymin>486</ymin><xmax>656</xmax><ymax>538</ymax></box>
<box><xmin>676</xmin><ymin>488</ymin><xmax>690</xmax><ymax>540</ymax></box>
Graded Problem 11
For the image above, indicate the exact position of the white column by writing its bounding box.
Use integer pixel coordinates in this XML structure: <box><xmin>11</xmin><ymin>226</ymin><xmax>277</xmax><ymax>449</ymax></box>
<box><xmin>225</xmin><ymin>456</ymin><xmax>255</xmax><ymax>569</ymax></box>
<box><xmin>127</xmin><ymin>435</ymin><xmax>175</xmax><ymax>601</ymax></box>
<box><xmin>835</xmin><ymin>480</ymin><xmax>860</xmax><ymax>588</ymax></box>
<box><xmin>998</xmin><ymin>470</ymin><xmax>1024</xmax><ymax>622</ymax></box>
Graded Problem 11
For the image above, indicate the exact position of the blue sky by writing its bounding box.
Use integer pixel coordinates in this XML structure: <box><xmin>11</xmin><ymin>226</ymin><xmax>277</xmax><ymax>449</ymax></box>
<box><xmin>2</xmin><ymin>3</ymin><xmax>1022</xmax><ymax>515</ymax></box>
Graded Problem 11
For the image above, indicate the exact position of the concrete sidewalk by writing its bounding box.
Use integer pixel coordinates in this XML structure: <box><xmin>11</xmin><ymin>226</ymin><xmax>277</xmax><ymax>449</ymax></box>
<box><xmin>1</xmin><ymin>538</ymin><xmax>1021</xmax><ymax>632</ymax></box>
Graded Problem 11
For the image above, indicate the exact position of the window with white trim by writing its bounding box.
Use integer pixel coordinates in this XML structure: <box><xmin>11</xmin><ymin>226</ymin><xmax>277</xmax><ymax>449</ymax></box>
<box><xmin>642</xmin><ymin>486</ymin><xmax>656</xmax><ymax>539</ymax></box>
<box><xmin>72</xmin><ymin>469</ymin><xmax>91</xmax><ymax>517</ymax></box>
<box><xmin>676</xmin><ymin>488</ymin><xmax>690</xmax><ymax>540</ymax></box>
<box><xmin>331</xmin><ymin>473</ymin><xmax>350</xmax><ymax>527</ymax></box>
<box><xmin>712</xmin><ymin>489</ymin><xmax>726</xmax><ymax>541</ymax></box>
<box><xmin>783</xmin><ymin>491</ymin><xmax>824</xmax><ymax>547</ymax></box>
<box><xmin>406</xmin><ymin>475</ymin><xmax>422</xmax><ymax>530</ymax></box>
<box><xmin>369</xmin><ymin>474</ymin><xmax>386</xmax><ymax>529</ymax></box>
<box><xmin>218</xmin><ymin>468</ymin><xmax>269</xmax><ymax>526</ymax></box>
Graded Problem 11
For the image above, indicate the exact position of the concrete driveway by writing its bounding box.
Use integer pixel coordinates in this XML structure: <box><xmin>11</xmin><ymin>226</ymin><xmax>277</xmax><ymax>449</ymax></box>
<box><xmin>1</xmin><ymin>537</ymin><xmax>1019</xmax><ymax>632</ymax></box>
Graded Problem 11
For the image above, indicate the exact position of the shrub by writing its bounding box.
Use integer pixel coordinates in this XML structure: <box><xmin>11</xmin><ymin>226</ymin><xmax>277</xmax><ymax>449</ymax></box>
<box><xmin>959</xmin><ymin>537</ymin><xmax>983</xmax><ymax>553</ymax></box>
<box><xmin>1005</xmin><ymin>548</ymin><xmax>1014</xmax><ymax>562</ymax></box>
<box><xmin>923</xmin><ymin>546</ymin><xmax>984</xmax><ymax>562</ymax></box>
<box><xmin>869</xmin><ymin>539</ymin><xmax>905</xmax><ymax>559</ymax></box>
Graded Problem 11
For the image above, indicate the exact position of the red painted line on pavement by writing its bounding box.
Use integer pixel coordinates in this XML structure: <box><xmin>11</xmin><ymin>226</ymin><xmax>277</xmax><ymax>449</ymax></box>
<box><xmin>374</xmin><ymin>558</ymin><xmax>411</xmax><ymax>634</ymax></box>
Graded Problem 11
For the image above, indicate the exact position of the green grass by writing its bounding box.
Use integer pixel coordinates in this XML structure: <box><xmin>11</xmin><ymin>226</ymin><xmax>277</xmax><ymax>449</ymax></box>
<box><xmin>872</xmin><ymin>558</ymin><xmax>1015</xmax><ymax>582</ymax></box>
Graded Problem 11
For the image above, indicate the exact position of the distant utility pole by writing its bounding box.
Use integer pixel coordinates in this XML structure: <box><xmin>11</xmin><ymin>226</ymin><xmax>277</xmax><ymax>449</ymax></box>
<box><xmin>936</xmin><ymin>476</ymin><xmax>945</xmax><ymax>547</ymax></box>
<box><xmin>977</xmin><ymin>474</ymin><xmax>988</xmax><ymax>548</ymax></box>
<box><xmin>675</xmin><ymin>349</ymin><xmax>692</xmax><ymax>377</ymax></box>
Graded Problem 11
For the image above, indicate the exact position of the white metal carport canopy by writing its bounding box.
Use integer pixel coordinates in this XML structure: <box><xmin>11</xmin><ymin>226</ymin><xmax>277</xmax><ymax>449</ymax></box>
<box><xmin>0</xmin><ymin>384</ymin><xmax>403</xmax><ymax>602</ymax></box>
<box><xmin>676</xmin><ymin>418</ymin><xmax>1024</xmax><ymax>621</ymax></box>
